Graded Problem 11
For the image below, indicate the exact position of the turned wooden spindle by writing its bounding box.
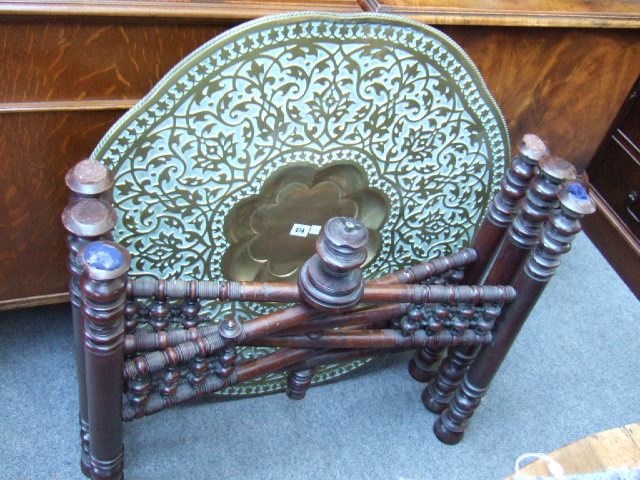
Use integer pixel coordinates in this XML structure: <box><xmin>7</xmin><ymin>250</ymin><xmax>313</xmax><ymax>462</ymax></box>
<box><xmin>182</xmin><ymin>281</ymin><xmax>201</xmax><ymax>328</ymax></box>
<box><xmin>122</xmin><ymin>347</ymin><xmax>320</xmax><ymax>420</ymax></box>
<box><xmin>298</xmin><ymin>216</ymin><xmax>369</xmax><ymax>312</ymax></box>
<box><xmin>158</xmin><ymin>365</ymin><xmax>181</xmax><ymax>399</ymax></box>
<box><xmin>124</xmin><ymin>324</ymin><xmax>218</xmax><ymax>354</ymax></box>
<box><xmin>422</xmin><ymin>154</ymin><xmax>577</xmax><ymax>413</ymax></box>
<box><xmin>126</xmin><ymin>249</ymin><xmax>478</xmax><ymax>300</ymax></box>
<box><xmin>127</xmin><ymin>376</ymin><xmax>151</xmax><ymax>410</ymax></box>
<box><xmin>216</xmin><ymin>346</ymin><xmax>238</xmax><ymax>379</ymax></box>
<box><xmin>149</xmin><ymin>280</ymin><xmax>171</xmax><ymax>331</ymax></box>
<box><xmin>63</xmin><ymin>158</ymin><xmax>116</xmax><ymax>478</ymax></box>
<box><xmin>66</xmin><ymin>158</ymin><xmax>115</xmax><ymax>204</ymax></box>
<box><xmin>409</xmin><ymin>136</ymin><xmax>547</xmax><ymax>384</ymax></box>
<box><xmin>80</xmin><ymin>240</ymin><xmax>131</xmax><ymax>480</ymax></box>
<box><xmin>126</xmin><ymin>277</ymin><xmax>515</xmax><ymax>305</ymax></box>
<box><xmin>286</xmin><ymin>368</ymin><xmax>316</xmax><ymax>400</ymax></box>
<box><xmin>189</xmin><ymin>352</ymin><xmax>209</xmax><ymax>387</ymax></box>
<box><xmin>462</xmin><ymin>134</ymin><xmax>549</xmax><ymax>285</ymax></box>
<box><xmin>247</xmin><ymin>329</ymin><xmax>494</xmax><ymax>349</ymax></box>
<box><xmin>124</xmin><ymin>295</ymin><xmax>139</xmax><ymax>332</ymax></box>
<box><xmin>421</xmin><ymin>304</ymin><xmax>502</xmax><ymax>412</ymax></box>
<box><xmin>371</xmin><ymin>248</ymin><xmax>477</xmax><ymax>286</ymax></box>
<box><xmin>434</xmin><ymin>181</ymin><xmax>596</xmax><ymax>445</ymax></box>
<box><xmin>408</xmin><ymin>303</ymin><xmax>450</xmax><ymax>382</ymax></box>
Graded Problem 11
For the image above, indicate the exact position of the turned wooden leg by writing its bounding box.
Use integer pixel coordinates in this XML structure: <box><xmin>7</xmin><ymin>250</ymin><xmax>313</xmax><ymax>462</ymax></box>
<box><xmin>408</xmin><ymin>345</ymin><xmax>447</xmax><ymax>383</ymax></box>
<box><xmin>427</xmin><ymin>154</ymin><xmax>577</xmax><ymax>413</ymax></box>
<box><xmin>81</xmin><ymin>241</ymin><xmax>131</xmax><ymax>480</ymax></box>
<box><xmin>422</xmin><ymin>345</ymin><xmax>481</xmax><ymax>413</ymax></box>
<box><xmin>63</xmin><ymin>159</ymin><xmax>115</xmax><ymax>477</ymax></box>
<box><xmin>462</xmin><ymin>134</ymin><xmax>549</xmax><ymax>285</ymax></box>
<box><xmin>411</xmin><ymin>136</ymin><xmax>547</xmax><ymax>386</ymax></box>
<box><xmin>434</xmin><ymin>182</ymin><xmax>596</xmax><ymax>444</ymax></box>
<box><xmin>287</xmin><ymin>368</ymin><xmax>316</xmax><ymax>400</ymax></box>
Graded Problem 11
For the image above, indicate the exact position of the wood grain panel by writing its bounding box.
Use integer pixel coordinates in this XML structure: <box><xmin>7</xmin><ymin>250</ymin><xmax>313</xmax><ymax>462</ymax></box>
<box><xmin>362</xmin><ymin>0</ymin><xmax>640</xmax><ymax>28</ymax></box>
<box><xmin>0</xmin><ymin>109</ymin><xmax>125</xmax><ymax>304</ymax></box>
<box><xmin>0</xmin><ymin>20</ymin><xmax>232</xmax><ymax>103</ymax></box>
<box><xmin>1</xmin><ymin>8</ymin><xmax>639</xmax><ymax>307</ymax></box>
<box><xmin>589</xmin><ymin>134</ymin><xmax>640</xmax><ymax>239</ymax></box>
<box><xmin>439</xmin><ymin>26</ymin><xmax>640</xmax><ymax>171</ymax></box>
<box><xmin>583</xmin><ymin>191</ymin><xmax>640</xmax><ymax>299</ymax></box>
<box><xmin>0</xmin><ymin>0</ymin><xmax>361</xmax><ymax>20</ymax></box>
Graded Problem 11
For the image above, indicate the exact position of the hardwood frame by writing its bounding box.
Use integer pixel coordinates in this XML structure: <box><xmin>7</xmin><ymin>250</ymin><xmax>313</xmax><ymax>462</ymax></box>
<box><xmin>62</xmin><ymin>133</ymin><xmax>597</xmax><ymax>477</ymax></box>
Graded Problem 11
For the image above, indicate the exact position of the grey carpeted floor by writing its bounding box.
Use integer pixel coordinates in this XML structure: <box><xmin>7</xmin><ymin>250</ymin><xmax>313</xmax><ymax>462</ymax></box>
<box><xmin>1</xmin><ymin>233</ymin><xmax>638</xmax><ymax>480</ymax></box>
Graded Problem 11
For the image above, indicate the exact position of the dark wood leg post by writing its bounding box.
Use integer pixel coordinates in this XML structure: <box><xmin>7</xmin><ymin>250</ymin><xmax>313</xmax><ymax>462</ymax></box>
<box><xmin>408</xmin><ymin>345</ymin><xmax>448</xmax><ymax>383</ymax></box>
<box><xmin>287</xmin><ymin>368</ymin><xmax>316</xmax><ymax>400</ymax></box>
<box><xmin>81</xmin><ymin>241</ymin><xmax>131</xmax><ymax>480</ymax></box>
<box><xmin>420</xmin><ymin>136</ymin><xmax>547</xmax><ymax>407</ymax></box>
<box><xmin>434</xmin><ymin>182</ymin><xmax>596</xmax><ymax>444</ymax></box>
<box><xmin>423</xmin><ymin>153</ymin><xmax>576</xmax><ymax>414</ymax></box>
<box><xmin>422</xmin><ymin>345</ymin><xmax>481</xmax><ymax>413</ymax></box>
<box><xmin>62</xmin><ymin>159</ymin><xmax>115</xmax><ymax>477</ymax></box>
<box><xmin>462</xmin><ymin>134</ymin><xmax>549</xmax><ymax>285</ymax></box>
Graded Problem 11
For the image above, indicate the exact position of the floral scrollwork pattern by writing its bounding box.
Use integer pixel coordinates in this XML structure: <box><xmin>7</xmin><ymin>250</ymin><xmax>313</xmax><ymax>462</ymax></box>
<box><xmin>94</xmin><ymin>13</ymin><xmax>510</xmax><ymax>396</ymax></box>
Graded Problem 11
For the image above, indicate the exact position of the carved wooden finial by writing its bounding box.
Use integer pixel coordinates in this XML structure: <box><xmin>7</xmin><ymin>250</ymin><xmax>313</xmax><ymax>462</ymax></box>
<box><xmin>509</xmin><ymin>155</ymin><xmax>577</xmax><ymax>248</ymax></box>
<box><xmin>487</xmin><ymin>134</ymin><xmax>549</xmax><ymax>228</ymax></box>
<box><xmin>525</xmin><ymin>181</ymin><xmax>596</xmax><ymax>282</ymax></box>
<box><xmin>298</xmin><ymin>216</ymin><xmax>369</xmax><ymax>312</ymax></box>
<box><xmin>65</xmin><ymin>158</ymin><xmax>114</xmax><ymax>197</ymax></box>
<box><xmin>81</xmin><ymin>240</ymin><xmax>131</xmax><ymax>281</ymax></box>
<box><xmin>218</xmin><ymin>318</ymin><xmax>244</xmax><ymax>341</ymax></box>
<box><xmin>517</xmin><ymin>134</ymin><xmax>550</xmax><ymax>162</ymax></box>
<box><xmin>62</xmin><ymin>198</ymin><xmax>117</xmax><ymax>238</ymax></box>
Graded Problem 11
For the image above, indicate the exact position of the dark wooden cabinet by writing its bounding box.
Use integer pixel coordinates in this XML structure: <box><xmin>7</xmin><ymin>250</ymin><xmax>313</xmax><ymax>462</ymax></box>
<box><xmin>1</xmin><ymin>1</ymin><xmax>640</xmax><ymax>308</ymax></box>
<box><xmin>584</xmin><ymin>77</ymin><xmax>640</xmax><ymax>299</ymax></box>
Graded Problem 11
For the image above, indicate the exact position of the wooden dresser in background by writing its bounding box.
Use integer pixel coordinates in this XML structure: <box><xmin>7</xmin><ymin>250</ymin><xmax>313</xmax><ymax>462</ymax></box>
<box><xmin>585</xmin><ymin>76</ymin><xmax>640</xmax><ymax>299</ymax></box>
<box><xmin>1</xmin><ymin>0</ymin><xmax>639</xmax><ymax>309</ymax></box>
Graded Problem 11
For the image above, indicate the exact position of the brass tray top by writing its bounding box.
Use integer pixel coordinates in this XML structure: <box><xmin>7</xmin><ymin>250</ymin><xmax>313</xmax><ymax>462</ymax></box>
<box><xmin>93</xmin><ymin>12</ymin><xmax>509</xmax><ymax>395</ymax></box>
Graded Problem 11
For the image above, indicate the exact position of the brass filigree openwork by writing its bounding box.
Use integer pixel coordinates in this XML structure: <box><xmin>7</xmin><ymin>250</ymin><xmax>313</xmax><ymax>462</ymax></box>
<box><xmin>95</xmin><ymin>13</ymin><xmax>509</xmax><ymax>395</ymax></box>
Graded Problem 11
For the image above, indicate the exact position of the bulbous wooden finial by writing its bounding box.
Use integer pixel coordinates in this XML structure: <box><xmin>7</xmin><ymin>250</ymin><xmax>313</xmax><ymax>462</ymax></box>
<box><xmin>65</xmin><ymin>158</ymin><xmax>114</xmax><ymax>197</ymax></box>
<box><xmin>81</xmin><ymin>240</ymin><xmax>131</xmax><ymax>281</ymax></box>
<box><xmin>298</xmin><ymin>216</ymin><xmax>369</xmax><ymax>312</ymax></box>
<box><xmin>62</xmin><ymin>198</ymin><xmax>117</xmax><ymax>237</ymax></box>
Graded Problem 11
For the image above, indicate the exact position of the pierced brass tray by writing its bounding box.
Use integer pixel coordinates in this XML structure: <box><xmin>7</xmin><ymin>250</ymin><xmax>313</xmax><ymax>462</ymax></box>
<box><xmin>93</xmin><ymin>12</ymin><xmax>510</xmax><ymax>396</ymax></box>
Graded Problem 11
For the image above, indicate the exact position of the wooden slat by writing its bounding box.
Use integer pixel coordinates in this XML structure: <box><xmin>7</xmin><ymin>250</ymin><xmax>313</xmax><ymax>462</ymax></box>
<box><xmin>0</xmin><ymin>293</ymin><xmax>68</xmax><ymax>311</ymax></box>
<box><xmin>0</xmin><ymin>0</ymin><xmax>361</xmax><ymax>19</ymax></box>
<box><xmin>2</xmin><ymin>0</ymin><xmax>639</xmax><ymax>27</ymax></box>
<box><xmin>0</xmin><ymin>109</ymin><xmax>125</xmax><ymax>302</ymax></box>
<box><xmin>504</xmin><ymin>423</ymin><xmax>640</xmax><ymax>478</ymax></box>
<box><xmin>0</xmin><ymin>100</ymin><xmax>137</xmax><ymax>113</ymax></box>
<box><xmin>361</xmin><ymin>0</ymin><xmax>640</xmax><ymax>28</ymax></box>
<box><xmin>440</xmin><ymin>26</ymin><xmax>640</xmax><ymax>171</ymax></box>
